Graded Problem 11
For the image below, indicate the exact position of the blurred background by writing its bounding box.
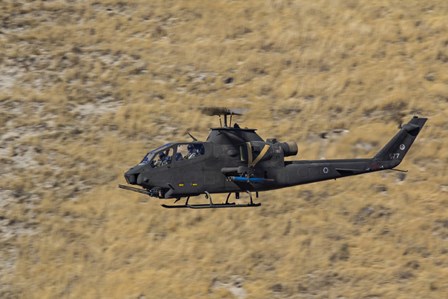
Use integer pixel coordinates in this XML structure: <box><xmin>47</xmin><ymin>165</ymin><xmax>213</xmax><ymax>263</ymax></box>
<box><xmin>1</xmin><ymin>0</ymin><xmax>447</xmax><ymax>298</ymax></box>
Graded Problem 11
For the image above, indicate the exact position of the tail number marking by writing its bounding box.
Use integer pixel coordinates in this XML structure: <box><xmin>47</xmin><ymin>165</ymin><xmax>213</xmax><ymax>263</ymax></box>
<box><xmin>389</xmin><ymin>153</ymin><xmax>400</xmax><ymax>159</ymax></box>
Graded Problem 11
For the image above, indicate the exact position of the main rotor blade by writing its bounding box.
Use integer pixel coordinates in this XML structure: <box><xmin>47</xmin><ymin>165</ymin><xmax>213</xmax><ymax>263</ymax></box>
<box><xmin>200</xmin><ymin>107</ymin><xmax>247</xmax><ymax>116</ymax></box>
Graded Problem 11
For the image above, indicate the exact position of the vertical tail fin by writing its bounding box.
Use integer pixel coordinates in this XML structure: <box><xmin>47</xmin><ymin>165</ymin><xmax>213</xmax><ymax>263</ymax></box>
<box><xmin>374</xmin><ymin>116</ymin><xmax>427</xmax><ymax>167</ymax></box>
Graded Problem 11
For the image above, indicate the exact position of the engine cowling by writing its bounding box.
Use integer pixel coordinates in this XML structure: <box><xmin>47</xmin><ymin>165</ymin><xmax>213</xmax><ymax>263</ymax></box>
<box><xmin>280</xmin><ymin>141</ymin><xmax>298</xmax><ymax>157</ymax></box>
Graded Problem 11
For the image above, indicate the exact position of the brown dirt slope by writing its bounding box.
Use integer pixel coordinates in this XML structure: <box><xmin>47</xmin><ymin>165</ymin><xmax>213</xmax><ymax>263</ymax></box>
<box><xmin>1</xmin><ymin>0</ymin><xmax>447</xmax><ymax>298</ymax></box>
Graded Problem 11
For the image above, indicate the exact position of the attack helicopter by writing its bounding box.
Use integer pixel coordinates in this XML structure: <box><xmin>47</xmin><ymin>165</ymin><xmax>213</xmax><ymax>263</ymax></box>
<box><xmin>119</xmin><ymin>108</ymin><xmax>427</xmax><ymax>209</ymax></box>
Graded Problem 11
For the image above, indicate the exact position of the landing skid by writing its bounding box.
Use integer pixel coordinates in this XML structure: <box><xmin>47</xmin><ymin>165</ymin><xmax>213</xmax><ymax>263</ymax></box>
<box><xmin>161</xmin><ymin>191</ymin><xmax>261</xmax><ymax>209</ymax></box>
<box><xmin>161</xmin><ymin>203</ymin><xmax>261</xmax><ymax>209</ymax></box>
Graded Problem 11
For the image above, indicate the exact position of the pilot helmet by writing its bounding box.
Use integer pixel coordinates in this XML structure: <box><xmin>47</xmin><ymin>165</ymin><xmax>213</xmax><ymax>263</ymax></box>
<box><xmin>187</xmin><ymin>144</ymin><xmax>194</xmax><ymax>151</ymax></box>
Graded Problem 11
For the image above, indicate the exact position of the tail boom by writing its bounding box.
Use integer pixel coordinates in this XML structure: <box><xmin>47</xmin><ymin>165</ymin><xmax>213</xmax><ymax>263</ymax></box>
<box><xmin>274</xmin><ymin>116</ymin><xmax>427</xmax><ymax>188</ymax></box>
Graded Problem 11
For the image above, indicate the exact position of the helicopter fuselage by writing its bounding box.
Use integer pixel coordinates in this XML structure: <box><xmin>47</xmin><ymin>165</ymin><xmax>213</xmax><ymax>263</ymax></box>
<box><xmin>123</xmin><ymin>116</ymin><xmax>426</xmax><ymax>202</ymax></box>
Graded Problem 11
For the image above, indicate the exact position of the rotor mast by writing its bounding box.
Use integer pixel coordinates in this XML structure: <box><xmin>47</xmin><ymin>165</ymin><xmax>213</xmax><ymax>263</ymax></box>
<box><xmin>221</xmin><ymin>113</ymin><xmax>231</xmax><ymax>127</ymax></box>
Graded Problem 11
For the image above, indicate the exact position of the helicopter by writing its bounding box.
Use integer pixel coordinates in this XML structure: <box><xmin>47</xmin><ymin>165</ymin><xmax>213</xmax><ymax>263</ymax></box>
<box><xmin>119</xmin><ymin>108</ymin><xmax>427</xmax><ymax>209</ymax></box>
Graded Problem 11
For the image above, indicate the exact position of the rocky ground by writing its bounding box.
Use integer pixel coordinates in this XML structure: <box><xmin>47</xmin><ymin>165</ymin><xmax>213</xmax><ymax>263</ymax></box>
<box><xmin>1</xmin><ymin>1</ymin><xmax>448</xmax><ymax>298</ymax></box>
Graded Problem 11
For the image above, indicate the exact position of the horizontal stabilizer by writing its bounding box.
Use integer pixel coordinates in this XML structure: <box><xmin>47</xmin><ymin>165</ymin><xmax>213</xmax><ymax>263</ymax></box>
<box><xmin>335</xmin><ymin>168</ymin><xmax>363</xmax><ymax>175</ymax></box>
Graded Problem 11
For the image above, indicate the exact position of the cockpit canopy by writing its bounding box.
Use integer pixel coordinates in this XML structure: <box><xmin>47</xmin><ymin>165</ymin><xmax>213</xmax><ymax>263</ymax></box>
<box><xmin>140</xmin><ymin>143</ymin><xmax>205</xmax><ymax>168</ymax></box>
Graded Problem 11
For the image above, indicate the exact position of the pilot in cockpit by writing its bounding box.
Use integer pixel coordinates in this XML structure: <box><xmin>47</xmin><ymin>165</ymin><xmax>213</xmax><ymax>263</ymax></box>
<box><xmin>187</xmin><ymin>144</ymin><xmax>199</xmax><ymax>159</ymax></box>
<box><xmin>154</xmin><ymin>151</ymin><xmax>166</xmax><ymax>166</ymax></box>
<box><xmin>155</xmin><ymin>150</ymin><xmax>172</xmax><ymax>166</ymax></box>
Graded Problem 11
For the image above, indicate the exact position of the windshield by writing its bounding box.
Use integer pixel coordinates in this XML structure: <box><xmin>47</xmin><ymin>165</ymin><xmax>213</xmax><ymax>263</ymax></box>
<box><xmin>139</xmin><ymin>143</ymin><xmax>173</xmax><ymax>165</ymax></box>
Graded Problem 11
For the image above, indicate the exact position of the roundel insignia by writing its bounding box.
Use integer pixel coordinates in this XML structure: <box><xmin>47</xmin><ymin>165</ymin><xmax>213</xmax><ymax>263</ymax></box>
<box><xmin>399</xmin><ymin>144</ymin><xmax>406</xmax><ymax>151</ymax></box>
<box><xmin>323</xmin><ymin>167</ymin><xmax>329</xmax><ymax>174</ymax></box>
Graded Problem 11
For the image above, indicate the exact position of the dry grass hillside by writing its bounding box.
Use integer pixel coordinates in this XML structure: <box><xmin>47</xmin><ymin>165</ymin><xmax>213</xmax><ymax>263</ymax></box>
<box><xmin>1</xmin><ymin>0</ymin><xmax>448</xmax><ymax>298</ymax></box>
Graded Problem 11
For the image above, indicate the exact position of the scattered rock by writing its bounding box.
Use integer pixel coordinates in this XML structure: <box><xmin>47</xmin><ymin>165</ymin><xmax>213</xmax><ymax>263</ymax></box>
<box><xmin>424</xmin><ymin>73</ymin><xmax>436</xmax><ymax>81</ymax></box>
<box><xmin>430</xmin><ymin>281</ymin><xmax>439</xmax><ymax>291</ymax></box>
<box><xmin>299</xmin><ymin>190</ymin><xmax>313</xmax><ymax>202</ymax></box>
<box><xmin>321</xmin><ymin>128</ymin><xmax>349</xmax><ymax>139</ymax></box>
<box><xmin>432</xmin><ymin>219</ymin><xmax>448</xmax><ymax>240</ymax></box>
<box><xmin>271</xmin><ymin>283</ymin><xmax>283</xmax><ymax>292</ymax></box>
<box><xmin>353</xmin><ymin>205</ymin><xmax>392</xmax><ymax>224</ymax></box>
<box><xmin>355</xmin><ymin>141</ymin><xmax>377</xmax><ymax>152</ymax></box>
<box><xmin>397</xmin><ymin>270</ymin><xmax>414</xmax><ymax>280</ymax></box>
<box><xmin>440</xmin><ymin>185</ymin><xmax>448</xmax><ymax>192</ymax></box>
<box><xmin>329</xmin><ymin>243</ymin><xmax>350</xmax><ymax>262</ymax></box>
<box><xmin>396</xmin><ymin>172</ymin><xmax>407</xmax><ymax>182</ymax></box>
<box><xmin>437</xmin><ymin>51</ymin><xmax>448</xmax><ymax>63</ymax></box>
<box><xmin>277</xmin><ymin>108</ymin><xmax>302</xmax><ymax>117</ymax></box>
<box><xmin>403</xmin><ymin>246</ymin><xmax>431</xmax><ymax>258</ymax></box>
<box><xmin>304</xmin><ymin>95</ymin><xmax>315</xmax><ymax>101</ymax></box>
<box><xmin>435</xmin><ymin>219</ymin><xmax>448</xmax><ymax>228</ymax></box>
<box><xmin>211</xmin><ymin>276</ymin><xmax>247</xmax><ymax>299</ymax></box>
<box><xmin>297</xmin><ymin>270</ymin><xmax>347</xmax><ymax>294</ymax></box>
<box><xmin>405</xmin><ymin>260</ymin><xmax>420</xmax><ymax>270</ymax></box>
<box><xmin>372</xmin><ymin>184</ymin><xmax>388</xmax><ymax>193</ymax></box>
<box><xmin>223</xmin><ymin>77</ymin><xmax>234</xmax><ymax>84</ymax></box>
